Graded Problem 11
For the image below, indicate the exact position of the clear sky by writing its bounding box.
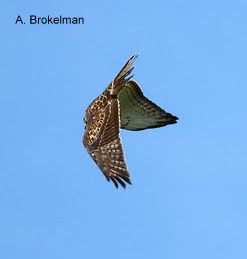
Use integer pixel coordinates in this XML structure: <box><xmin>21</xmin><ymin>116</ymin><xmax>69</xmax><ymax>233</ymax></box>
<box><xmin>1</xmin><ymin>1</ymin><xmax>247</xmax><ymax>258</ymax></box>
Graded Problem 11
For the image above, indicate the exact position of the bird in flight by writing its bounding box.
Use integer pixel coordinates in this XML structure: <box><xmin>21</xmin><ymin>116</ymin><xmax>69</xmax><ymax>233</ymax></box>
<box><xmin>83</xmin><ymin>54</ymin><xmax>178</xmax><ymax>189</ymax></box>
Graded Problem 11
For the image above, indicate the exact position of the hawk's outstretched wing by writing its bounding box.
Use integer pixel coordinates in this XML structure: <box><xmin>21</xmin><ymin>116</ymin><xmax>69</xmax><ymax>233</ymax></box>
<box><xmin>82</xmin><ymin>55</ymin><xmax>138</xmax><ymax>188</ymax></box>
<box><xmin>118</xmin><ymin>80</ymin><xmax>178</xmax><ymax>130</ymax></box>
<box><xmin>83</xmin><ymin>98</ymin><xmax>131</xmax><ymax>189</ymax></box>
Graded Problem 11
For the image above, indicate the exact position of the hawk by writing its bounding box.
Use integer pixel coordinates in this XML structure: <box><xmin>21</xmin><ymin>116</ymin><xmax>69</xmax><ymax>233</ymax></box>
<box><xmin>83</xmin><ymin>54</ymin><xmax>178</xmax><ymax>189</ymax></box>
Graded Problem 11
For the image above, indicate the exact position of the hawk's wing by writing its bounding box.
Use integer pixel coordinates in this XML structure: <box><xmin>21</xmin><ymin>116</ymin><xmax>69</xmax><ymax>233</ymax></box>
<box><xmin>83</xmin><ymin>93</ymin><xmax>131</xmax><ymax>189</ymax></box>
<box><xmin>118</xmin><ymin>80</ymin><xmax>178</xmax><ymax>130</ymax></box>
<box><xmin>83</xmin><ymin>54</ymin><xmax>139</xmax><ymax>188</ymax></box>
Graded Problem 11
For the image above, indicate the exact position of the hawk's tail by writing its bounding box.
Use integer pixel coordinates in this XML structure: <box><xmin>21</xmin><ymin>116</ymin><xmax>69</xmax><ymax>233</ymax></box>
<box><xmin>108</xmin><ymin>53</ymin><xmax>139</xmax><ymax>96</ymax></box>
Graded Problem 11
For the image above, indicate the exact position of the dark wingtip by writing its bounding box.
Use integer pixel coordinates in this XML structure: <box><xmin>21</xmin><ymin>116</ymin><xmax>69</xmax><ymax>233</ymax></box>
<box><xmin>124</xmin><ymin>177</ymin><xmax>132</xmax><ymax>186</ymax></box>
<box><xmin>110</xmin><ymin>177</ymin><xmax>119</xmax><ymax>189</ymax></box>
<box><xmin>109</xmin><ymin>175</ymin><xmax>132</xmax><ymax>189</ymax></box>
<box><xmin>130</xmin><ymin>53</ymin><xmax>139</xmax><ymax>61</ymax></box>
<box><xmin>116</xmin><ymin>177</ymin><xmax>127</xmax><ymax>189</ymax></box>
<box><xmin>166</xmin><ymin>113</ymin><xmax>179</xmax><ymax>125</ymax></box>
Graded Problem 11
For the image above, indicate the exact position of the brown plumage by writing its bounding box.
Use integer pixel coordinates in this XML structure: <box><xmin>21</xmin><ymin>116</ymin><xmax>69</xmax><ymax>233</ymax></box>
<box><xmin>83</xmin><ymin>54</ymin><xmax>178</xmax><ymax>189</ymax></box>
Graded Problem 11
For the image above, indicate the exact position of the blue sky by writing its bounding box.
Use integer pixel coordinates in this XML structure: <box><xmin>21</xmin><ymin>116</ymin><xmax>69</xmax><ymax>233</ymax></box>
<box><xmin>1</xmin><ymin>0</ymin><xmax>247</xmax><ymax>258</ymax></box>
